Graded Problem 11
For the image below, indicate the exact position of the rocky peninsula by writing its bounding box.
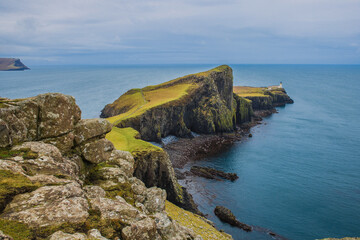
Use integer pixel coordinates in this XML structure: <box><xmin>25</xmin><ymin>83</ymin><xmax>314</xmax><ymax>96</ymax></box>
<box><xmin>0</xmin><ymin>65</ymin><xmax>293</xmax><ymax>239</ymax></box>
<box><xmin>0</xmin><ymin>58</ymin><xmax>29</xmax><ymax>71</ymax></box>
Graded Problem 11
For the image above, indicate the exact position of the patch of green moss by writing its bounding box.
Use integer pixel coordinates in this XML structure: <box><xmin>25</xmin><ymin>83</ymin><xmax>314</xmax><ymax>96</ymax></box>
<box><xmin>0</xmin><ymin>170</ymin><xmax>40</xmax><ymax>212</ymax></box>
<box><xmin>104</xmin><ymin>182</ymin><xmax>136</xmax><ymax>206</ymax></box>
<box><xmin>0</xmin><ymin>219</ymin><xmax>34</xmax><ymax>240</ymax></box>
<box><xmin>0</xmin><ymin>148</ymin><xmax>38</xmax><ymax>160</ymax></box>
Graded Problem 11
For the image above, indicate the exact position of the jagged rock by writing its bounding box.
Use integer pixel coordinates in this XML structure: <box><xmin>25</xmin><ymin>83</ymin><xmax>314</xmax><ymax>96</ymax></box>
<box><xmin>36</xmin><ymin>93</ymin><xmax>81</xmax><ymax>139</ymax></box>
<box><xmin>0</xmin><ymin>99</ymin><xmax>39</xmax><ymax>144</ymax></box>
<box><xmin>87</xmin><ymin>229</ymin><xmax>109</xmax><ymax>240</ymax></box>
<box><xmin>0</xmin><ymin>230</ymin><xmax>13</xmax><ymax>240</ymax></box>
<box><xmin>42</xmin><ymin>132</ymin><xmax>75</xmax><ymax>153</ymax></box>
<box><xmin>90</xmin><ymin>196</ymin><xmax>145</xmax><ymax>224</ymax></box>
<box><xmin>190</xmin><ymin>166</ymin><xmax>238</xmax><ymax>181</ymax></box>
<box><xmin>49</xmin><ymin>231</ymin><xmax>86</xmax><ymax>240</ymax></box>
<box><xmin>95</xmin><ymin>166</ymin><xmax>128</xmax><ymax>183</ymax></box>
<box><xmin>11</xmin><ymin>142</ymin><xmax>79</xmax><ymax>178</ymax></box>
<box><xmin>143</xmin><ymin>187</ymin><xmax>166</xmax><ymax>214</ymax></box>
<box><xmin>106</xmin><ymin>150</ymin><xmax>134</xmax><ymax>178</ymax></box>
<box><xmin>214</xmin><ymin>206</ymin><xmax>252</xmax><ymax>232</ymax></box>
<box><xmin>0</xmin><ymin>93</ymin><xmax>81</xmax><ymax>146</ymax></box>
<box><xmin>1</xmin><ymin>182</ymin><xmax>89</xmax><ymax>228</ymax></box>
<box><xmin>79</xmin><ymin>138</ymin><xmax>114</xmax><ymax>164</ymax></box>
<box><xmin>152</xmin><ymin>212</ymin><xmax>202</xmax><ymax>240</ymax></box>
<box><xmin>83</xmin><ymin>185</ymin><xmax>106</xmax><ymax>199</ymax></box>
<box><xmin>0</xmin><ymin>119</ymin><xmax>11</xmax><ymax>148</ymax></box>
<box><xmin>27</xmin><ymin>174</ymin><xmax>73</xmax><ymax>185</ymax></box>
<box><xmin>74</xmin><ymin>118</ymin><xmax>112</xmax><ymax>145</ymax></box>
<box><xmin>121</xmin><ymin>217</ymin><xmax>160</xmax><ymax>240</ymax></box>
<box><xmin>133</xmin><ymin>149</ymin><xmax>198</xmax><ymax>213</ymax></box>
<box><xmin>0</xmin><ymin>160</ymin><xmax>26</xmax><ymax>174</ymax></box>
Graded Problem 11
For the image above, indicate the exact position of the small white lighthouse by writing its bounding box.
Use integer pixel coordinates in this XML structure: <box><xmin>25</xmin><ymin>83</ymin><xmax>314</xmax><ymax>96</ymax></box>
<box><xmin>279</xmin><ymin>81</ymin><xmax>283</xmax><ymax>88</ymax></box>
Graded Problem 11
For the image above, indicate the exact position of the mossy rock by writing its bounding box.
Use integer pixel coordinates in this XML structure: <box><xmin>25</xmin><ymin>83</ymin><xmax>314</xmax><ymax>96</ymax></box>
<box><xmin>0</xmin><ymin>170</ymin><xmax>40</xmax><ymax>212</ymax></box>
<box><xmin>0</xmin><ymin>219</ymin><xmax>34</xmax><ymax>240</ymax></box>
<box><xmin>0</xmin><ymin>148</ymin><xmax>38</xmax><ymax>160</ymax></box>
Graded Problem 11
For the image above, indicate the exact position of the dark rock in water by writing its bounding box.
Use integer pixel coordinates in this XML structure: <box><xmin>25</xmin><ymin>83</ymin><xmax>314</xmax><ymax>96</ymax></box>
<box><xmin>248</xmin><ymin>133</ymin><xmax>253</xmax><ymax>137</ymax></box>
<box><xmin>190</xmin><ymin>166</ymin><xmax>238</xmax><ymax>181</ymax></box>
<box><xmin>214</xmin><ymin>206</ymin><xmax>252</xmax><ymax>232</ymax></box>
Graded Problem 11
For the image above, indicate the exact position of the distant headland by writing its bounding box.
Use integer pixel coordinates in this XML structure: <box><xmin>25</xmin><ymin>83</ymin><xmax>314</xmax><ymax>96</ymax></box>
<box><xmin>0</xmin><ymin>58</ymin><xmax>29</xmax><ymax>71</ymax></box>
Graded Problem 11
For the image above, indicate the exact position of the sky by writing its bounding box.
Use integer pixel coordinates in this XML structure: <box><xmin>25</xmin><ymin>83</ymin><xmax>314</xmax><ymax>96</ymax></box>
<box><xmin>0</xmin><ymin>0</ymin><xmax>360</xmax><ymax>65</ymax></box>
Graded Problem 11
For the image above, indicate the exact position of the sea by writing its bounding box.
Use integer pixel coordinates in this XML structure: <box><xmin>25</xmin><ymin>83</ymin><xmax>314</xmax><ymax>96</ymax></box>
<box><xmin>1</xmin><ymin>64</ymin><xmax>359</xmax><ymax>240</ymax></box>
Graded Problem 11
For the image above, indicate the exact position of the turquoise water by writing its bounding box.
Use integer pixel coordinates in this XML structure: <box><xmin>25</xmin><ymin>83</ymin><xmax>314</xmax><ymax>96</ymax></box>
<box><xmin>1</xmin><ymin>65</ymin><xmax>360</xmax><ymax>240</ymax></box>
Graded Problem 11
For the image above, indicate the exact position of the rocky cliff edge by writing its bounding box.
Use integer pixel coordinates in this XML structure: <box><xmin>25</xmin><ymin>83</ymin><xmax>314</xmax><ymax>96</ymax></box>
<box><xmin>0</xmin><ymin>93</ymin><xmax>230</xmax><ymax>240</ymax></box>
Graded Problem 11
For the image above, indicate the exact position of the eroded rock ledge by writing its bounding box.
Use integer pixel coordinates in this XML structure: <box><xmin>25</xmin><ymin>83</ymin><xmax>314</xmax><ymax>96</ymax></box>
<box><xmin>0</xmin><ymin>93</ymin><xmax>229</xmax><ymax>240</ymax></box>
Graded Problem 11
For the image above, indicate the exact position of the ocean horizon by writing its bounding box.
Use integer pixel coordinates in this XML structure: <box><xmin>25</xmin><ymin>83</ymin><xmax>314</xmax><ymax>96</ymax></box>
<box><xmin>1</xmin><ymin>64</ymin><xmax>360</xmax><ymax>240</ymax></box>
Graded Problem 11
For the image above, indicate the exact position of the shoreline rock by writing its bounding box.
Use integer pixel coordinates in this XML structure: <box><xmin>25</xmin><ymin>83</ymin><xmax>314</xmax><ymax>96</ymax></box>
<box><xmin>214</xmin><ymin>206</ymin><xmax>252</xmax><ymax>232</ymax></box>
<box><xmin>190</xmin><ymin>166</ymin><xmax>238</xmax><ymax>181</ymax></box>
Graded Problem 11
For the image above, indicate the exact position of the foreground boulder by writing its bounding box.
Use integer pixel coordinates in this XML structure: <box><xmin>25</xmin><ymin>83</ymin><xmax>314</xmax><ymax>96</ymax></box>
<box><xmin>214</xmin><ymin>206</ymin><xmax>252</xmax><ymax>232</ymax></box>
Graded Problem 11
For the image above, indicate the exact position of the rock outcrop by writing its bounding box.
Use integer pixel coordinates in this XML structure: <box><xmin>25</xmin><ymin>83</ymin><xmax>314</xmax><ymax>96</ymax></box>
<box><xmin>233</xmin><ymin>86</ymin><xmax>293</xmax><ymax>111</ymax></box>
<box><xmin>0</xmin><ymin>58</ymin><xmax>29</xmax><ymax>71</ymax></box>
<box><xmin>101</xmin><ymin>65</ymin><xmax>236</xmax><ymax>142</ymax></box>
<box><xmin>190</xmin><ymin>166</ymin><xmax>238</xmax><ymax>181</ymax></box>
<box><xmin>0</xmin><ymin>93</ymin><xmax>219</xmax><ymax>239</ymax></box>
<box><xmin>214</xmin><ymin>206</ymin><xmax>252</xmax><ymax>232</ymax></box>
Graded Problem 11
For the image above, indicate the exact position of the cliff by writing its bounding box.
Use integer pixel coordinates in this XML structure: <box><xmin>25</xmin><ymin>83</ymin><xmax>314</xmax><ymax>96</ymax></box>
<box><xmin>0</xmin><ymin>93</ymin><xmax>227</xmax><ymax>240</ymax></box>
<box><xmin>101</xmin><ymin>65</ymin><xmax>236</xmax><ymax>142</ymax></box>
<box><xmin>234</xmin><ymin>86</ymin><xmax>294</xmax><ymax>111</ymax></box>
<box><xmin>0</xmin><ymin>58</ymin><xmax>29</xmax><ymax>71</ymax></box>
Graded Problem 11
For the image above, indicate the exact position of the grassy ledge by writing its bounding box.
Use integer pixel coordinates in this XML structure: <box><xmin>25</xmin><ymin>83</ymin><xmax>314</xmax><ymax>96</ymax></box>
<box><xmin>105</xmin><ymin>127</ymin><xmax>162</xmax><ymax>154</ymax></box>
<box><xmin>165</xmin><ymin>201</ymin><xmax>232</xmax><ymax>240</ymax></box>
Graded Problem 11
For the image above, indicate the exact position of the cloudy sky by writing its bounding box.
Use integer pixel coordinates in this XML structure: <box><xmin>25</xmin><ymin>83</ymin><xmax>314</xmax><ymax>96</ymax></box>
<box><xmin>0</xmin><ymin>0</ymin><xmax>360</xmax><ymax>64</ymax></box>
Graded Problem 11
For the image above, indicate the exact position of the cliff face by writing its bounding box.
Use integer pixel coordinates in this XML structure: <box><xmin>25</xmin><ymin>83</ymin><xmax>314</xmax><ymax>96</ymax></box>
<box><xmin>0</xmin><ymin>58</ymin><xmax>29</xmax><ymax>71</ymax></box>
<box><xmin>102</xmin><ymin>65</ymin><xmax>235</xmax><ymax>142</ymax></box>
<box><xmin>106</xmin><ymin>127</ymin><xmax>199</xmax><ymax>214</ymax></box>
<box><xmin>0</xmin><ymin>93</ymin><xmax>220</xmax><ymax>240</ymax></box>
<box><xmin>233</xmin><ymin>86</ymin><xmax>294</xmax><ymax>111</ymax></box>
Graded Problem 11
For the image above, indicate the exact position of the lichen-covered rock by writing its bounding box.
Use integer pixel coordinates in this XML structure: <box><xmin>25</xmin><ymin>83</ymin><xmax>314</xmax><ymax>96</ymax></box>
<box><xmin>11</xmin><ymin>142</ymin><xmax>79</xmax><ymax>178</ymax></box>
<box><xmin>0</xmin><ymin>119</ymin><xmax>11</xmax><ymax>148</ymax></box>
<box><xmin>0</xmin><ymin>93</ymin><xmax>81</xmax><ymax>147</ymax></box>
<box><xmin>0</xmin><ymin>99</ymin><xmax>38</xmax><ymax>144</ymax></box>
<box><xmin>1</xmin><ymin>183</ymin><xmax>89</xmax><ymax>228</ymax></box>
<box><xmin>79</xmin><ymin>139</ymin><xmax>114</xmax><ymax>164</ymax></box>
<box><xmin>106</xmin><ymin>150</ymin><xmax>134</xmax><ymax>178</ymax></box>
<box><xmin>121</xmin><ymin>217</ymin><xmax>160</xmax><ymax>240</ymax></box>
<box><xmin>83</xmin><ymin>185</ymin><xmax>106</xmax><ymax>199</ymax></box>
<box><xmin>74</xmin><ymin>119</ymin><xmax>112</xmax><ymax>145</ymax></box>
<box><xmin>49</xmin><ymin>231</ymin><xmax>86</xmax><ymax>240</ymax></box>
<box><xmin>143</xmin><ymin>187</ymin><xmax>166</xmax><ymax>213</ymax></box>
<box><xmin>87</xmin><ymin>229</ymin><xmax>109</xmax><ymax>240</ymax></box>
<box><xmin>36</xmin><ymin>93</ymin><xmax>81</xmax><ymax>139</ymax></box>
<box><xmin>90</xmin><ymin>196</ymin><xmax>144</xmax><ymax>224</ymax></box>
<box><xmin>42</xmin><ymin>132</ymin><xmax>75</xmax><ymax>153</ymax></box>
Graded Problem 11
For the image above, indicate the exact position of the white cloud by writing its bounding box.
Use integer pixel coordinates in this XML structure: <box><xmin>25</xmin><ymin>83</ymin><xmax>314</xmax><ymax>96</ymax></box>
<box><xmin>0</xmin><ymin>0</ymin><xmax>359</xmax><ymax>63</ymax></box>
